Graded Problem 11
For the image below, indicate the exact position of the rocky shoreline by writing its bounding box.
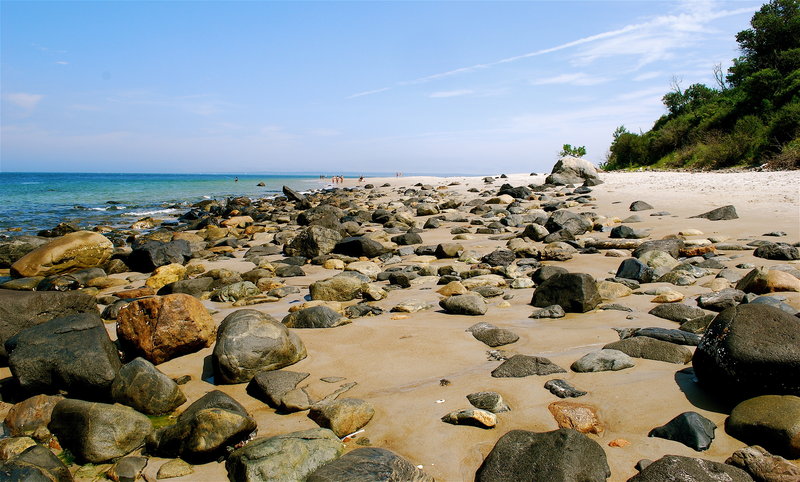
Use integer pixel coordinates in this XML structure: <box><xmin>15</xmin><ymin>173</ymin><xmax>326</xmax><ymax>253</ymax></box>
<box><xmin>0</xmin><ymin>158</ymin><xmax>799</xmax><ymax>481</ymax></box>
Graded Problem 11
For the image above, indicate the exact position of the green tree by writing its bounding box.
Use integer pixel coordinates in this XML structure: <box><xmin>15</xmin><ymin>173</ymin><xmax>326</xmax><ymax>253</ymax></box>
<box><xmin>559</xmin><ymin>144</ymin><xmax>587</xmax><ymax>157</ymax></box>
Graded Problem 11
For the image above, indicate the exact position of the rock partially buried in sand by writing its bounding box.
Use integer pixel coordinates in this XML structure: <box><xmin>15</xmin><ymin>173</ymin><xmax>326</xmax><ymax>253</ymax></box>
<box><xmin>735</xmin><ymin>267</ymin><xmax>800</xmax><ymax>294</ymax></box>
<box><xmin>467</xmin><ymin>391</ymin><xmax>511</xmax><ymax>413</ymax></box>
<box><xmin>571</xmin><ymin>349</ymin><xmax>634</xmax><ymax>372</ymax></box>
<box><xmin>648</xmin><ymin>411</ymin><xmax>716</xmax><ymax>451</ymax></box>
<box><xmin>727</xmin><ymin>395</ymin><xmax>800</xmax><ymax>458</ymax></box>
<box><xmin>10</xmin><ymin>231</ymin><xmax>113</xmax><ymax>278</ymax></box>
<box><xmin>441</xmin><ymin>409</ymin><xmax>497</xmax><ymax>428</ymax></box>
<box><xmin>545</xmin><ymin>156</ymin><xmax>601</xmax><ymax>186</ymax></box>
<box><xmin>544</xmin><ymin>379</ymin><xmax>587</xmax><ymax>398</ymax></box>
<box><xmin>491</xmin><ymin>354</ymin><xmax>566</xmax><ymax>378</ymax></box>
<box><xmin>531</xmin><ymin>272</ymin><xmax>601</xmax><ymax>313</ymax></box>
<box><xmin>308</xmin><ymin>398</ymin><xmax>375</xmax><ymax>438</ymax></box>
<box><xmin>440</xmin><ymin>292</ymin><xmax>488</xmax><ymax>316</ymax></box>
<box><xmin>548</xmin><ymin>401</ymin><xmax>603</xmax><ymax>434</ymax></box>
<box><xmin>603</xmin><ymin>336</ymin><xmax>692</xmax><ymax>364</ymax></box>
<box><xmin>690</xmin><ymin>205</ymin><xmax>738</xmax><ymax>221</ymax></box>
<box><xmin>307</xmin><ymin>447</ymin><xmax>434</xmax><ymax>482</ymax></box>
<box><xmin>725</xmin><ymin>445</ymin><xmax>800</xmax><ymax>481</ymax></box>
<box><xmin>629</xmin><ymin>455</ymin><xmax>752</xmax><ymax>481</ymax></box>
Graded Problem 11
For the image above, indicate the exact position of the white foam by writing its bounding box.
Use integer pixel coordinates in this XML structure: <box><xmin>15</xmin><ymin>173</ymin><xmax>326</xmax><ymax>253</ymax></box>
<box><xmin>122</xmin><ymin>208</ymin><xmax>180</xmax><ymax>216</ymax></box>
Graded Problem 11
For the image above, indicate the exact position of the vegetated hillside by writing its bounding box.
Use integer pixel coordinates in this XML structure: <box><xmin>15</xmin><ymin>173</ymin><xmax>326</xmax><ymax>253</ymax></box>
<box><xmin>605</xmin><ymin>0</ymin><xmax>800</xmax><ymax>170</ymax></box>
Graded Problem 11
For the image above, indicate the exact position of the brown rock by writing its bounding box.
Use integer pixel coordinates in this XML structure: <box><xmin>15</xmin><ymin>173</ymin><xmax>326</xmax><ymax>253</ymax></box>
<box><xmin>308</xmin><ymin>398</ymin><xmax>375</xmax><ymax>437</ymax></box>
<box><xmin>221</xmin><ymin>216</ymin><xmax>254</xmax><ymax>228</ymax></box>
<box><xmin>0</xmin><ymin>437</ymin><xmax>37</xmax><ymax>461</ymax></box>
<box><xmin>680</xmin><ymin>245</ymin><xmax>716</xmax><ymax>257</ymax></box>
<box><xmin>11</xmin><ymin>231</ymin><xmax>113</xmax><ymax>278</ymax></box>
<box><xmin>145</xmin><ymin>263</ymin><xmax>187</xmax><ymax>291</ymax></box>
<box><xmin>726</xmin><ymin>445</ymin><xmax>800</xmax><ymax>482</ymax></box>
<box><xmin>736</xmin><ymin>267</ymin><xmax>800</xmax><ymax>294</ymax></box>
<box><xmin>547</xmin><ymin>401</ymin><xmax>604</xmax><ymax>434</ymax></box>
<box><xmin>4</xmin><ymin>394</ymin><xmax>64</xmax><ymax>441</ymax></box>
<box><xmin>115</xmin><ymin>286</ymin><xmax>156</xmax><ymax>299</ymax></box>
<box><xmin>116</xmin><ymin>294</ymin><xmax>216</xmax><ymax>364</ymax></box>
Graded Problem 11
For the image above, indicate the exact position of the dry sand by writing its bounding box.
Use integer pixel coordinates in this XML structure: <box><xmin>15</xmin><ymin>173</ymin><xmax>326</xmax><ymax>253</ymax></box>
<box><xmin>2</xmin><ymin>169</ymin><xmax>799</xmax><ymax>481</ymax></box>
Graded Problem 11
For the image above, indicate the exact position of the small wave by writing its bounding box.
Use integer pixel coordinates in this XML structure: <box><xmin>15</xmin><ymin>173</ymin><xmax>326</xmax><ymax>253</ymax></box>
<box><xmin>202</xmin><ymin>195</ymin><xmax>211</xmax><ymax>199</ymax></box>
<box><xmin>122</xmin><ymin>208</ymin><xmax>180</xmax><ymax>216</ymax></box>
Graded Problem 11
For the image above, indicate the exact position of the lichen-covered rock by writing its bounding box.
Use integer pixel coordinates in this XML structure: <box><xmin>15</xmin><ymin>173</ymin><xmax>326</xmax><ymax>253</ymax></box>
<box><xmin>10</xmin><ymin>231</ymin><xmax>113</xmax><ymax>278</ymax></box>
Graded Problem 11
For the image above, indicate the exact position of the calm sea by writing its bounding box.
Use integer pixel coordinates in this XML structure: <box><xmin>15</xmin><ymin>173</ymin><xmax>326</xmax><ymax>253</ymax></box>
<box><xmin>0</xmin><ymin>172</ymin><xmax>330</xmax><ymax>236</ymax></box>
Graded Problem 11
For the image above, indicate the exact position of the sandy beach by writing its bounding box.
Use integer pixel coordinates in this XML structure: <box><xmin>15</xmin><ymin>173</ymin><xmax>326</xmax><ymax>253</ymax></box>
<box><xmin>1</xmin><ymin>168</ymin><xmax>799</xmax><ymax>481</ymax></box>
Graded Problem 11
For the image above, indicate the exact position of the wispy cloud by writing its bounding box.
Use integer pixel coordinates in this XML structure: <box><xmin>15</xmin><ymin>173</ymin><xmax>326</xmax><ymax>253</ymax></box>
<box><xmin>633</xmin><ymin>71</ymin><xmax>663</xmax><ymax>82</ymax></box>
<box><xmin>4</xmin><ymin>93</ymin><xmax>44</xmax><ymax>110</ymax></box>
<box><xmin>55</xmin><ymin>61</ymin><xmax>69</xmax><ymax>65</ymax></box>
<box><xmin>531</xmin><ymin>73</ymin><xmax>610</xmax><ymax>86</ymax></box>
<box><xmin>347</xmin><ymin>0</ymin><xmax>756</xmax><ymax>98</ymax></box>
<box><xmin>429</xmin><ymin>89</ymin><xmax>474</xmax><ymax>98</ymax></box>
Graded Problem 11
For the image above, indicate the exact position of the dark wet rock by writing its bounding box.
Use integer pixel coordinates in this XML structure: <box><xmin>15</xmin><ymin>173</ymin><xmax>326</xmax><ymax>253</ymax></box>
<box><xmin>725</xmin><ymin>445</ymin><xmax>800</xmax><ymax>482</ymax></box>
<box><xmin>308</xmin><ymin>398</ymin><xmax>374</xmax><ymax>438</ymax></box>
<box><xmin>629</xmin><ymin>200</ymin><xmax>654</xmax><ymax>211</ymax></box>
<box><xmin>333</xmin><ymin>236</ymin><xmax>390</xmax><ymax>258</ymax></box>
<box><xmin>467</xmin><ymin>391</ymin><xmax>510</xmax><ymax>413</ymax></box>
<box><xmin>544</xmin><ymin>379</ymin><xmax>587</xmax><ymax>398</ymax></box>
<box><xmin>111</xmin><ymin>357</ymin><xmax>186</xmax><ymax>415</ymax></box>
<box><xmin>616</xmin><ymin>327</ymin><xmax>702</xmax><ymax>346</ymax></box>
<box><xmin>127</xmin><ymin>239</ymin><xmax>191</xmax><ymax>272</ymax></box>
<box><xmin>344</xmin><ymin>303</ymin><xmax>383</xmax><ymax>318</ymax></box>
<box><xmin>6</xmin><ymin>313</ymin><xmax>121</xmax><ymax>400</ymax></box>
<box><xmin>213</xmin><ymin>309</ymin><xmax>307</xmax><ymax>384</ymax></box>
<box><xmin>696</xmin><ymin>288</ymin><xmax>746</xmax><ymax>311</ymax></box>
<box><xmin>571</xmin><ymin>349</ymin><xmax>635</xmax><ymax>372</ymax></box>
<box><xmin>520</xmin><ymin>223</ymin><xmax>549</xmax><ymax>241</ymax></box>
<box><xmin>147</xmin><ymin>390</ymin><xmax>256</xmax><ymax>463</ymax></box>
<box><xmin>649</xmin><ymin>303</ymin><xmax>707</xmax><ymax>323</ymax></box>
<box><xmin>226</xmin><ymin>428</ymin><xmax>343</xmax><ymax>482</ymax></box>
<box><xmin>298</xmin><ymin>204</ymin><xmax>344</xmax><ymax>227</ymax></box>
<box><xmin>753</xmin><ymin>243</ymin><xmax>800</xmax><ymax>261</ymax></box>
<box><xmin>531</xmin><ymin>272</ymin><xmax>601</xmax><ymax>313</ymax></box>
<box><xmin>603</xmin><ymin>337</ymin><xmax>693</xmax><ymax>364</ymax></box>
<box><xmin>693</xmin><ymin>304</ymin><xmax>800</xmax><ymax>399</ymax></box>
<box><xmin>475</xmin><ymin>428</ymin><xmax>610</xmax><ymax>481</ymax></box>
<box><xmin>491</xmin><ymin>354</ymin><xmax>566</xmax><ymax>378</ymax></box>
<box><xmin>0</xmin><ymin>236</ymin><xmax>50</xmax><ymax>268</ymax></box>
<box><xmin>0</xmin><ymin>289</ymin><xmax>99</xmax><ymax>361</ymax></box>
<box><xmin>274</xmin><ymin>264</ymin><xmax>306</xmax><ymax>277</ymax></box>
<box><xmin>440</xmin><ymin>293</ymin><xmax>488</xmax><ymax>316</ymax></box>
<box><xmin>0</xmin><ymin>443</ymin><xmax>73</xmax><ymax>482</ymax></box>
<box><xmin>482</xmin><ymin>248</ymin><xmax>516</xmax><ymax>267</ymax></box>
<box><xmin>434</xmin><ymin>243</ymin><xmax>463</xmax><ymax>258</ymax></box>
<box><xmin>307</xmin><ymin>447</ymin><xmax>433</xmax><ymax>482</ymax></box>
<box><xmin>247</xmin><ymin>370</ymin><xmax>309</xmax><ymax>408</ymax></box>
<box><xmin>648</xmin><ymin>411</ymin><xmax>716</xmax><ymax>451</ymax></box>
<box><xmin>107</xmin><ymin>456</ymin><xmax>148</xmax><ymax>482</ymax></box>
<box><xmin>391</xmin><ymin>232</ymin><xmax>423</xmax><ymax>246</ymax></box>
<box><xmin>284</xmin><ymin>226</ymin><xmax>342</xmax><ymax>259</ymax></box>
<box><xmin>545</xmin><ymin>210</ymin><xmax>592</xmax><ymax>236</ymax></box>
<box><xmin>615</xmin><ymin>258</ymin><xmax>653</xmax><ymax>283</ymax></box>
<box><xmin>282</xmin><ymin>305</ymin><xmax>349</xmax><ymax>329</ymax></box>
<box><xmin>48</xmin><ymin>398</ymin><xmax>152</xmax><ymax>463</ymax></box>
<box><xmin>690</xmin><ymin>205</ymin><xmax>739</xmax><ymax>221</ymax></box>
<box><xmin>101</xmin><ymin>299</ymin><xmax>129</xmax><ymax>320</ymax></box>
<box><xmin>600</xmin><ymin>303</ymin><xmax>633</xmax><ymax>312</ymax></box>
<box><xmin>747</xmin><ymin>295</ymin><xmax>800</xmax><ymax>316</ymax></box>
<box><xmin>727</xmin><ymin>395</ymin><xmax>800</xmax><ymax>458</ymax></box>
<box><xmin>529</xmin><ymin>304</ymin><xmax>566</xmax><ymax>319</ymax></box>
<box><xmin>629</xmin><ymin>455</ymin><xmax>752</xmax><ymax>482</ymax></box>
<box><xmin>530</xmin><ymin>266</ymin><xmax>568</xmax><ymax>285</ymax></box>
<box><xmin>158</xmin><ymin>277</ymin><xmax>215</xmax><ymax>297</ymax></box>
<box><xmin>282</xmin><ymin>185</ymin><xmax>312</xmax><ymax>209</ymax></box>
<box><xmin>679</xmin><ymin>314</ymin><xmax>717</xmax><ymax>334</ymax></box>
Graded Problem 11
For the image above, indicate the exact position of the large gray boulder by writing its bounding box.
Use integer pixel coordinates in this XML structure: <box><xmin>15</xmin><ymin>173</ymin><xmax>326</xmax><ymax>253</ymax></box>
<box><xmin>213</xmin><ymin>309</ymin><xmax>307</xmax><ymax>384</ymax></box>
<box><xmin>693</xmin><ymin>304</ymin><xmax>800</xmax><ymax>399</ymax></box>
<box><xmin>111</xmin><ymin>357</ymin><xmax>186</xmax><ymax>415</ymax></box>
<box><xmin>545</xmin><ymin>156</ymin><xmax>601</xmax><ymax>185</ymax></box>
<box><xmin>531</xmin><ymin>272</ymin><xmax>601</xmax><ymax>313</ymax></box>
<box><xmin>6</xmin><ymin>313</ymin><xmax>121</xmax><ymax>400</ymax></box>
<box><xmin>476</xmin><ymin>428</ymin><xmax>610</xmax><ymax>481</ymax></box>
<box><xmin>127</xmin><ymin>239</ymin><xmax>191</xmax><ymax>272</ymax></box>
<box><xmin>307</xmin><ymin>447</ymin><xmax>433</xmax><ymax>482</ymax></box>
<box><xmin>48</xmin><ymin>398</ymin><xmax>152</xmax><ymax>463</ymax></box>
<box><xmin>0</xmin><ymin>289</ymin><xmax>99</xmax><ymax>361</ymax></box>
<box><xmin>284</xmin><ymin>226</ymin><xmax>342</xmax><ymax>259</ymax></box>
<box><xmin>226</xmin><ymin>428</ymin><xmax>343</xmax><ymax>482</ymax></box>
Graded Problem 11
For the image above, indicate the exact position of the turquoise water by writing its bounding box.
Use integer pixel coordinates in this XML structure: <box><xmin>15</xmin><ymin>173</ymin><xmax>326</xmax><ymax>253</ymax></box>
<box><xmin>0</xmin><ymin>172</ymin><xmax>328</xmax><ymax>235</ymax></box>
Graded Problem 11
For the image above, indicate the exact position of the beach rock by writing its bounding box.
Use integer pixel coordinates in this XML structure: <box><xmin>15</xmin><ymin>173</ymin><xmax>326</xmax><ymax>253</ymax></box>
<box><xmin>615</xmin><ymin>258</ymin><xmax>653</xmax><ymax>283</ymax></box>
<box><xmin>736</xmin><ymin>267</ymin><xmax>800</xmax><ymax>294</ymax></box>
<box><xmin>690</xmin><ymin>205</ymin><xmax>739</xmax><ymax>221</ymax></box>
<box><xmin>529</xmin><ymin>304</ymin><xmax>566</xmax><ymax>319</ymax></box>
<box><xmin>467</xmin><ymin>391</ymin><xmax>510</xmax><ymax>413</ymax></box>
<box><xmin>308</xmin><ymin>398</ymin><xmax>374</xmax><ymax>437</ymax></box>
<box><xmin>211</xmin><ymin>281</ymin><xmax>261</xmax><ymax>302</ymax></box>
<box><xmin>491</xmin><ymin>354</ymin><xmax>566</xmax><ymax>377</ymax></box>
<box><xmin>298</xmin><ymin>204</ymin><xmax>344</xmax><ymax>228</ymax></box>
<box><xmin>282</xmin><ymin>305</ymin><xmax>349</xmax><ymax>329</ymax></box>
<box><xmin>545</xmin><ymin>156</ymin><xmax>601</xmax><ymax>185</ymax></box>
<box><xmin>544</xmin><ymin>379</ymin><xmax>587</xmax><ymax>398</ymax></box>
<box><xmin>0</xmin><ymin>236</ymin><xmax>50</xmax><ymax>268</ymax></box>
<box><xmin>309</xmin><ymin>274</ymin><xmax>365</xmax><ymax>301</ymax></box>
<box><xmin>116</xmin><ymin>294</ymin><xmax>216</xmax><ymax>365</ymax></box>
<box><xmin>107</xmin><ymin>456</ymin><xmax>148</xmax><ymax>482</ymax></box>
<box><xmin>696</xmin><ymin>288</ymin><xmax>746</xmax><ymax>311</ymax></box>
<box><xmin>111</xmin><ymin>357</ymin><xmax>186</xmax><ymax>415</ymax></box>
<box><xmin>0</xmin><ymin>289</ymin><xmax>98</xmax><ymax>361</ymax></box>
<box><xmin>630</xmin><ymin>200</ymin><xmax>654</xmax><ymax>211</ymax></box>
<box><xmin>127</xmin><ymin>239</ymin><xmax>191</xmax><ymax>272</ymax></box>
<box><xmin>603</xmin><ymin>337</ymin><xmax>692</xmax><ymax>364</ymax></box>
<box><xmin>475</xmin><ymin>428</ymin><xmax>610</xmax><ymax>481</ymax></box>
<box><xmin>520</xmin><ymin>223</ymin><xmax>549</xmax><ymax>241</ymax></box>
<box><xmin>3</xmin><ymin>394</ymin><xmax>63</xmax><ymax>441</ymax></box>
<box><xmin>226</xmin><ymin>428</ymin><xmax>343</xmax><ymax>482</ymax></box>
<box><xmin>618</xmin><ymin>327</ymin><xmax>701</xmax><ymax>346</ymax></box>
<box><xmin>274</xmin><ymin>264</ymin><xmax>306</xmax><ymax>277</ymax></box>
<box><xmin>545</xmin><ymin>210</ymin><xmax>592</xmax><ymax>236</ymax></box>
<box><xmin>333</xmin><ymin>236</ymin><xmax>389</xmax><ymax>258</ymax></box>
<box><xmin>10</xmin><ymin>231</ymin><xmax>113</xmax><ymax>278</ymax></box>
<box><xmin>548</xmin><ymin>401</ymin><xmax>603</xmax><ymax>434</ymax></box>
<box><xmin>531</xmin><ymin>272</ymin><xmax>601</xmax><ymax>313</ymax></box>
<box><xmin>6</xmin><ymin>313</ymin><xmax>121</xmax><ymax>400</ymax></box>
<box><xmin>693</xmin><ymin>304</ymin><xmax>800</xmax><ymax>398</ymax></box>
<box><xmin>727</xmin><ymin>395</ymin><xmax>800</xmax><ymax>458</ymax></box>
<box><xmin>530</xmin><ymin>266</ymin><xmax>568</xmax><ymax>285</ymax></box>
<box><xmin>441</xmin><ymin>409</ymin><xmax>497</xmax><ymax>428</ymax></box>
<box><xmin>0</xmin><ymin>444</ymin><xmax>73</xmax><ymax>482</ymax></box>
<box><xmin>597</xmin><ymin>280</ymin><xmax>632</xmax><ymax>300</ymax></box>
<box><xmin>632</xmin><ymin>239</ymin><xmax>684</xmax><ymax>259</ymax></box>
<box><xmin>157</xmin><ymin>277</ymin><xmax>214</xmax><ymax>297</ymax></box>
<box><xmin>747</xmin><ymin>295</ymin><xmax>800</xmax><ymax>316</ymax></box>
<box><xmin>157</xmin><ymin>459</ymin><xmax>194</xmax><ymax>479</ymax></box>
<box><xmin>629</xmin><ymin>455</ymin><xmax>753</xmax><ymax>482</ymax></box>
<box><xmin>571</xmin><ymin>349</ymin><xmax>635</xmax><ymax>372</ymax></box>
<box><xmin>48</xmin><ymin>398</ymin><xmax>152</xmax><ymax>463</ymax></box>
<box><xmin>285</xmin><ymin>225</ymin><xmax>342</xmax><ymax>259</ymax></box>
<box><xmin>246</xmin><ymin>370</ymin><xmax>309</xmax><ymax>408</ymax></box>
<box><xmin>726</xmin><ymin>445</ymin><xmax>800</xmax><ymax>482</ymax></box>
<box><xmin>753</xmin><ymin>243</ymin><xmax>800</xmax><ymax>261</ymax></box>
<box><xmin>307</xmin><ymin>447</ymin><xmax>433</xmax><ymax>482</ymax></box>
<box><xmin>648</xmin><ymin>412</ymin><xmax>716</xmax><ymax>451</ymax></box>
<box><xmin>282</xmin><ymin>185</ymin><xmax>312</xmax><ymax>209</ymax></box>
<box><xmin>440</xmin><ymin>293</ymin><xmax>488</xmax><ymax>316</ymax></box>
<box><xmin>482</xmin><ymin>249</ymin><xmax>516</xmax><ymax>267</ymax></box>
<box><xmin>213</xmin><ymin>309</ymin><xmax>307</xmax><ymax>384</ymax></box>
<box><xmin>469</xmin><ymin>323</ymin><xmax>519</xmax><ymax>347</ymax></box>
<box><xmin>148</xmin><ymin>390</ymin><xmax>256</xmax><ymax>462</ymax></box>
<box><xmin>345</xmin><ymin>261</ymin><xmax>381</xmax><ymax>280</ymax></box>
<box><xmin>435</xmin><ymin>242</ymin><xmax>463</xmax><ymax>258</ymax></box>
<box><xmin>649</xmin><ymin>303</ymin><xmax>707</xmax><ymax>323</ymax></box>
<box><xmin>144</xmin><ymin>263</ymin><xmax>187</xmax><ymax>291</ymax></box>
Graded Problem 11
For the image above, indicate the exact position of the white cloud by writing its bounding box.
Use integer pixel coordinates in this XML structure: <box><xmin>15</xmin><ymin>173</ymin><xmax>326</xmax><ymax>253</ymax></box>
<box><xmin>5</xmin><ymin>93</ymin><xmax>44</xmax><ymax>110</ymax></box>
<box><xmin>531</xmin><ymin>73</ymin><xmax>610</xmax><ymax>86</ymax></box>
<box><xmin>347</xmin><ymin>87</ymin><xmax>391</xmax><ymax>99</ymax></box>
<box><xmin>429</xmin><ymin>89</ymin><xmax>474</xmax><ymax>98</ymax></box>
<box><xmin>633</xmin><ymin>71</ymin><xmax>663</xmax><ymax>82</ymax></box>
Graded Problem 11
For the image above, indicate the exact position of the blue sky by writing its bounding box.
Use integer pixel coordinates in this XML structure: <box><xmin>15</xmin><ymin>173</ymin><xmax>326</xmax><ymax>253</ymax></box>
<box><xmin>1</xmin><ymin>0</ymin><xmax>760</xmax><ymax>174</ymax></box>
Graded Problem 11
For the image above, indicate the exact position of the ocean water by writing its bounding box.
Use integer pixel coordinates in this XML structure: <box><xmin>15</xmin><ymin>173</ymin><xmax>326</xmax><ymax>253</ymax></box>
<box><xmin>0</xmin><ymin>172</ymin><xmax>329</xmax><ymax>236</ymax></box>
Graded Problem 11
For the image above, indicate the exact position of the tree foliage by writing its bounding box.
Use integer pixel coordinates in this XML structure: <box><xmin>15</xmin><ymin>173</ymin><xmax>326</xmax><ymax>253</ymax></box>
<box><xmin>560</xmin><ymin>144</ymin><xmax>587</xmax><ymax>157</ymax></box>
<box><xmin>606</xmin><ymin>0</ymin><xmax>800</xmax><ymax>170</ymax></box>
